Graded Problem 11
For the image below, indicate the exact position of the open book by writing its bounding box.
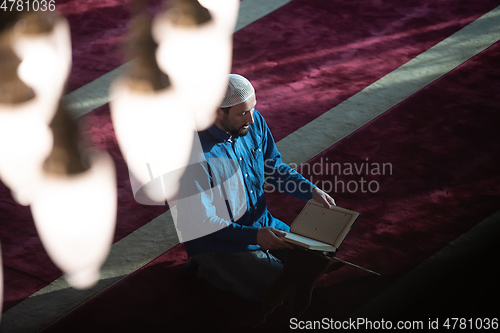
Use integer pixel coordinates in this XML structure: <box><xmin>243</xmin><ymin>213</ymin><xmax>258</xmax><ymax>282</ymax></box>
<box><xmin>281</xmin><ymin>200</ymin><xmax>360</xmax><ymax>252</ymax></box>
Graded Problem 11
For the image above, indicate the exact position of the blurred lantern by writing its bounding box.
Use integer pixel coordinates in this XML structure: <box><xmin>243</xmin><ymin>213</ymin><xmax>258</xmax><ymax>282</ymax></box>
<box><xmin>30</xmin><ymin>101</ymin><xmax>117</xmax><ymax>289</ymax></box>
<box><xmin>12</xmin><ymin>11</ymin><xmax>72</xmax><ymax>124</ymax></box>
<box><xmin>0</xmin><ymin>11</ymin><xmax>71</xmax><ymax>206</ymax></box>
<box><xmin>197</xmin><ymin>0</ymin><xmax>240</xmax><ymax>34</ymax></box>
<box><xmin>152</xmin><ymin>0</ymin><xmax>239</xmax><ymax>130</ymax></box>
<box><xmin>110</xmin><ymin>2</ymin><xmax>195</xmax><ymax>204</ymax></box>
<box><xmin>0</xmin><ymin>28</ymin><xmax>53</xmax><ymax>206</ymax></box>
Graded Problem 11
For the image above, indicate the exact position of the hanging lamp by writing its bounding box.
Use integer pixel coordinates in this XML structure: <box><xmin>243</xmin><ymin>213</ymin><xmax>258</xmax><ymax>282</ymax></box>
<box><xmin>30</xmin><ymin>100</ymin><xmax>117</xmax><ymax>289</ymax></box>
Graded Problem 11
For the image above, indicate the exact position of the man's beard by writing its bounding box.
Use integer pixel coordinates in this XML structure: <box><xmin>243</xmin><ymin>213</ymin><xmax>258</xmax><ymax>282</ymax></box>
<box><xmin>237</xmin><ymin>124</ymin><xmax>250</xmax><ymax>137</ymax></box>
<box><xmin>227</xmin><ymin>126</ymin><xmax>249</xmax><ymax>137</ymax></box>
<box><xmin>221</xmin><ymin>118</ymin><xmax>250</xmax><ymax>137</ymax></box>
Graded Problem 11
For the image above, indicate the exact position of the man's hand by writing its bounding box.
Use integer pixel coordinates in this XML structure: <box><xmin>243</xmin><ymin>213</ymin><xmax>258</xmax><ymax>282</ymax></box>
<box><xmin>312</xmin><ymin>187</ymin><xmax>336</xmax><ymax>208</ymax></box>
<box><xmin>257</xmin><ymin>227</ymin><xmax>294</xmax><ymax>251</ymax></box>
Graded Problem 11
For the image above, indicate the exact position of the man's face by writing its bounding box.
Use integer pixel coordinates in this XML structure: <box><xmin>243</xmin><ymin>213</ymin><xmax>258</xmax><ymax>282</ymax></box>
<box><xmin>217</xmin><ymin>93</ymin><xmax>256</xmax><ymax>137</ymax></box>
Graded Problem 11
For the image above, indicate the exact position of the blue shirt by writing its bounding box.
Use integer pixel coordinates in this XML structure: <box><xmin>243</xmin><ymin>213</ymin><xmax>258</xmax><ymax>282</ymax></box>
<box><xmin>177</xmin><ymin>110</ymin><xmax>316</xmax><ymax>257</ymax></box>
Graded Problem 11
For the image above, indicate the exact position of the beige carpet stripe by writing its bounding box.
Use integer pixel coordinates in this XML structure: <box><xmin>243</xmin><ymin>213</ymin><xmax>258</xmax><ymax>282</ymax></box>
<box><xmin>277</xmin><ymin>5</ymin><xmax>500</xmax><ymax>165</ymax></box>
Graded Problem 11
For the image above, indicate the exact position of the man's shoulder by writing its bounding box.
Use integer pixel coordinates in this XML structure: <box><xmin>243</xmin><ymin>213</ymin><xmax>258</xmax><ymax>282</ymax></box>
<box><xmin>247</xmin><ymin>109</ymin><xmax>269</xmax><ymax>140</ymax></box>
<box><xmin>197</xmin><ymin>128</ymin><xmax>215</xmax><ymax>143</ymax></box>
<box><xmin>253</xmin><ymin>109</ymin><xmax>266</xmax><ymax>128</ymax></box>
<box><xmin>196</xmin><ymin>128</ymin><xmax>228</xmax><ymax>159</ymax></box>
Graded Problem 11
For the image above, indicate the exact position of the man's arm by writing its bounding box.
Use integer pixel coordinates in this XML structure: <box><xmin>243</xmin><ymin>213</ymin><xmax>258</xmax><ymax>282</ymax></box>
<box><xmin>257</xmin><ymin>227</ymin><xmax>294</xmax><ymax>251</ymax></box>
<box><xmin>312</xmin><ymin>187</ymin><xmax>336</xmax><ymax>208</ymax></box>
<box><xmin>176</xmin><ymin>156</ymin><xmax>296</xmax><ymax>250</ymax></box>
<box><xmin>176</xmin><ymin>159</ymin><xmax>259</xmax><ymax>244</ymax></box>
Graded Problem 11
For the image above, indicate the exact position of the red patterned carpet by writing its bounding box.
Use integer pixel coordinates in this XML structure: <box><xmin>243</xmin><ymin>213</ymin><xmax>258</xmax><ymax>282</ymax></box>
<box><xmin>1</xmin><ymin>0</ymin><xmax>499</xmax><ymax>332</ymax></box>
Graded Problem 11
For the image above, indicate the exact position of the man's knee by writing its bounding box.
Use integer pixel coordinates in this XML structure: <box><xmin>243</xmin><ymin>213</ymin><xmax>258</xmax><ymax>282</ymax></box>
<box><xmin>191</xmin><ymin>250</ymin><xmax>285</xmax><ymax>301</ymax></box>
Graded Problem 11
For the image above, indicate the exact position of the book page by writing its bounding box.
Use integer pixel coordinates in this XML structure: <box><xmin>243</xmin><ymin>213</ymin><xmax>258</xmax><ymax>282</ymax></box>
<box><xmin>282</xmin><ymin>232</ymin><xmax>337</xmax><ymax>252</ymax></box>
<box><xmin>290</xmin><ymin>201</ymin><xmax>359</xmax><ymax>248</ymax></box>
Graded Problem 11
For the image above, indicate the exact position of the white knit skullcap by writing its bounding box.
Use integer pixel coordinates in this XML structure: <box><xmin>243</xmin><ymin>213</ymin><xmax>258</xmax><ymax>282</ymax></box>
<box><xmin>220</xmin><ymin>74</ymin><xmax>255</xmax><ymax>108</ymax></box>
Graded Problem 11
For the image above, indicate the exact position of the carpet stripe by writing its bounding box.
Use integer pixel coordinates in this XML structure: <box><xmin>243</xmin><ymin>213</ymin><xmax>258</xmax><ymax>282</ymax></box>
<box><xmin>0</xmin><ymin>212</ymin><xmax>178</xmax><ymax>333</ymax></box>
<box><xmin>277</xmin><ymin>5</ymin><xmax>500</xmax><ymax>165</ymax></box>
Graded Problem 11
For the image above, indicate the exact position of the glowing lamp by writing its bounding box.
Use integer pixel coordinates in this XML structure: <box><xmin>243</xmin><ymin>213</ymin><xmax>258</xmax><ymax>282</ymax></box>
<box><xmin>30</xmin><ymin>151</ymin><xmax>117</xmax><ymax>289</ymax></box>
<box><xmin>110</xmin><ymin>78</ymin><xmax>194</xmax><ymax>204</ymax></box>
<box><xmin>30</xmin><ymin>102</ymin><xmax>117</xmax><ymax>289</ymax></box>
<box><xmin>111</xmin><ymin>12</ymin><xmax>196</xmax><ymax>204</ymax></box>
<box><xmin>12</xmin><ymin>11</ymin><xmax>72</xmax><ymax>124</ymax></box>
<box><xmin>197</xmin><ymin>0</ymin><xmax>240</xmax><ymax>34</ymax></box>
<box><xmin>0</xmin><ymin>33</ymin><xmax>54</xmax><ymax>206</ymax></box>
<box><xmin>152</xmin><ymin>0</ymin><xmax>238</xmax><ymax>130</ymax></box>
<box><xmin>0</xmin><ymin>12</ymin><xmax>72</xmax><ymax>205</ymax></box>
<box><xmin>0</xmin><ymin>102</ymin><xmax>54</xmax><ymax>205</ymax></box>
